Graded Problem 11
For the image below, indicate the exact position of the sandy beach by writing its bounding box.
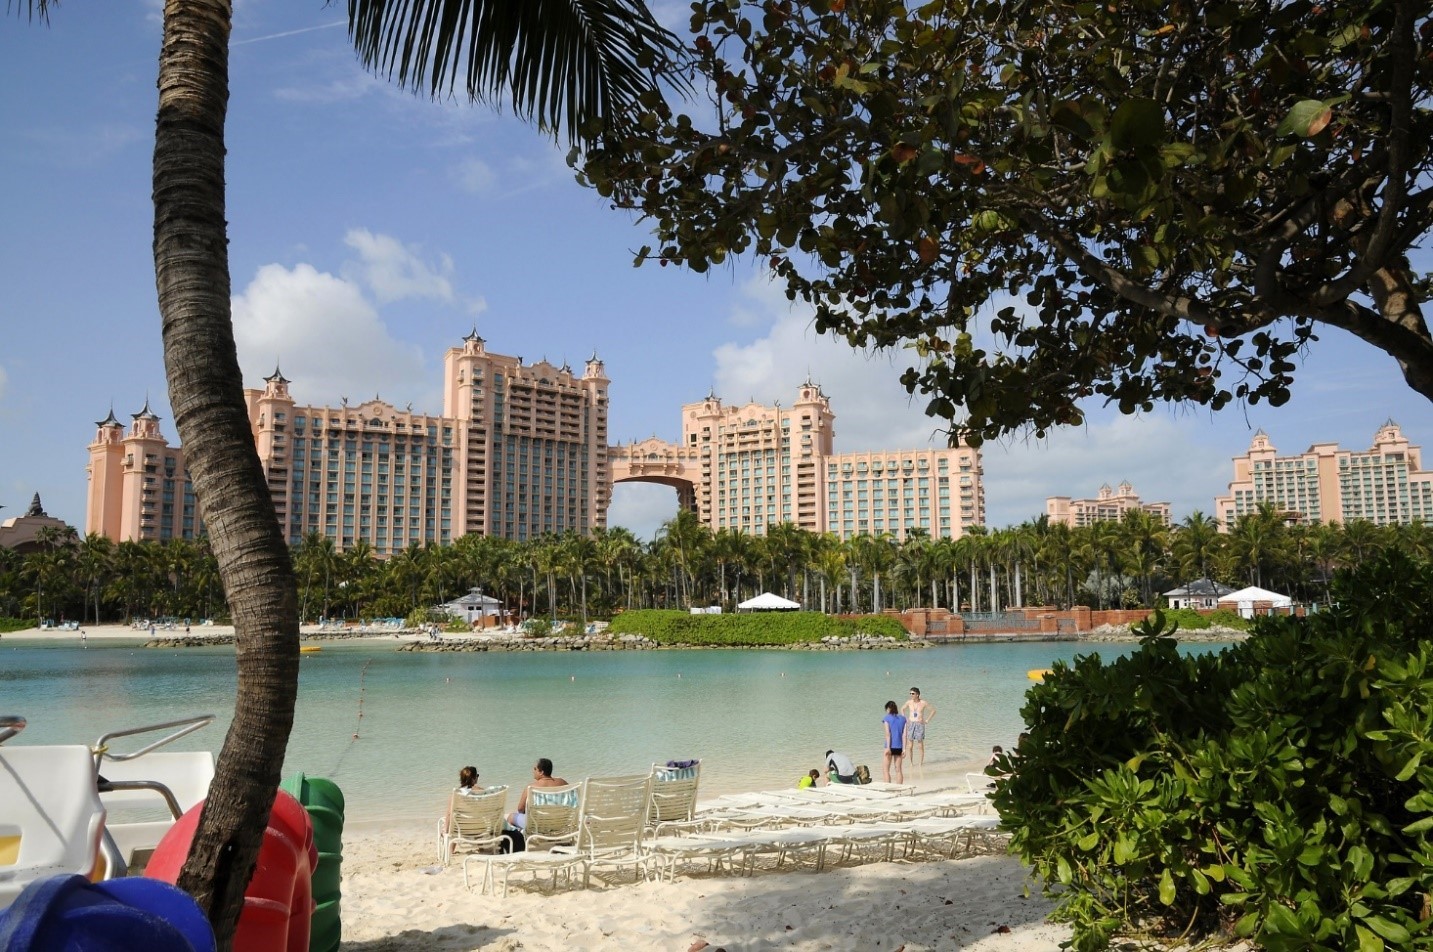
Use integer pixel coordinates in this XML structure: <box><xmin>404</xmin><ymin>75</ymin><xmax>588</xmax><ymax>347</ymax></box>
<box><xmin>338</xmin><ymin>824</ymin><xmax>1070</xmax><ymax>952</ymax></box>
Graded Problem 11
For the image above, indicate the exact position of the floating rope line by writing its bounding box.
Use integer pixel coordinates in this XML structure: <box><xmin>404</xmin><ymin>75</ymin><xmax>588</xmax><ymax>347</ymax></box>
<box><xmin>328</xmin><ymin>659</ymin><xmax>372</xmax><ymax>775</ymax></box>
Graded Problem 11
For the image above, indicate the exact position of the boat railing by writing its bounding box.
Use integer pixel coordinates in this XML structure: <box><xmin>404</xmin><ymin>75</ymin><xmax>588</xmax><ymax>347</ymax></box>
<box><xmin>91</xmin><ymin>714</ymin><xmax>215</xmax><ymax>766</ymax></box>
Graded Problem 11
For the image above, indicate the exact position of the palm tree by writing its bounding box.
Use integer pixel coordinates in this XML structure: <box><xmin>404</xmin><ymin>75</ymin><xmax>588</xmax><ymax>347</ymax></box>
<box><xmin>74</xmin><ymin>533</ymin><xmax>115</xmax><ymax>625</ymax></box>
<box><xmin>1171</xmin><ymin>512</ymin><xmax>1221</xmax><ymax>583</ymax></box>
<box><xmin>852</xmin><ymin>533</ymin><xmax>898</xmax><ymax>614</ymax></box>
<box><xmin>20</xmin><ymin>0</ymin><xmax>684</xmax><ymax>937</ymax></box>
<box><xmin>657</xmin><ymin>509</ymin><xmax>708</xmax><ymax>609</ymax></box>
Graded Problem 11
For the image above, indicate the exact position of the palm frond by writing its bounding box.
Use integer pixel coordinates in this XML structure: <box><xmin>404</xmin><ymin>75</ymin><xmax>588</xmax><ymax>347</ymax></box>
<box><xmin>347</xmin><ymin>0</ymin><xmax>689</xmax><ymax>143</ymax></box>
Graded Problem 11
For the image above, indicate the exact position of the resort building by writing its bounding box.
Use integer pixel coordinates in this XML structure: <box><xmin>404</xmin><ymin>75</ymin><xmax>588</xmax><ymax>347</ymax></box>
<box><xmin>608</xmin><ymin>383</ymin><xmax>985</xmax><ymax>540</ymax></box>
<box><xmin>1214</xmin><ymin>422</ymin><xmax>1433</xmax><ymax>528</ymax></box>
<box><xmin>0</xmin><ymin>494</ymin><xmax>75</xmax><ymax>555</ymax></box>
<box><xmin>1045</xmin><ymin>482</ymin><xmax>1172</xmax><ymax>528</ymax></box>
<box><xmin>87</xmin><ymin>330</ymin><xmax>611</xmax><ymax>554</ymax></box>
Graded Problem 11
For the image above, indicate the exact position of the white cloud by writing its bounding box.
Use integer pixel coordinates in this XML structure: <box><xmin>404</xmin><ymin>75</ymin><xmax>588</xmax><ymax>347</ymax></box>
<box><xmin>0</xmin><ymin>365</ymin><xmax>8</xmax><ymax>402</ymax></box>
<box><xmin>231</xmin><ymin>261</ymin><xmax>431</xmax><ymax>410</ymax></box>
<box><xmin>980</xmin><ymin>414</ymin><xmax>1231</xmax><ymax>528</ymax></box>
<box><xmin>453</xmin><ymin>157</ymin><xmax>497</xmax><ymax>195</ymax></box>
<box><xmin>711</xmin><ymin>277</ymin><xmax>952</xmax><ymax>451</ymax></box>
<box><xmin>342</xmin><ymin>229</ymin><xmax>457</xmax><ymax>305</ymax></box>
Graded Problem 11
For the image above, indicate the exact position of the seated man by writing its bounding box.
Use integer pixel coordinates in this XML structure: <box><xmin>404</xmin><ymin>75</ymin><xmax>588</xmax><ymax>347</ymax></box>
<box><xmin>506</xmin><ymin>757</ymin><xmax>569</xmax><ymax>830</ymax></box>
<box><xmin>825</xmin><ymin>749</ymin><xmax>857</xmax><ymax>784</ymax></box>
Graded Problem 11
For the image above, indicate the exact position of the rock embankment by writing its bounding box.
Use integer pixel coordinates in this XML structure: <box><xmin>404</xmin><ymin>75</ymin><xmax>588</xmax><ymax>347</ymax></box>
<box><xmin>398</xmin><ymin>633</ymin><xmax>919</xmax><ymax>652</ymax></box>
<box><xmin>1079</xmin><ymin>623</ymin><xmax>1249</xmax><ymax>643</ymax></box>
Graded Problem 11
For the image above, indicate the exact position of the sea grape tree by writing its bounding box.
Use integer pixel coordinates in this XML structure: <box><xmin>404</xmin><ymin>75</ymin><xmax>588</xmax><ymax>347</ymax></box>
<box><xmin>580</xmin><ymin>0</ymin><xmax>1433</xmax><ymax>443</ymax></box>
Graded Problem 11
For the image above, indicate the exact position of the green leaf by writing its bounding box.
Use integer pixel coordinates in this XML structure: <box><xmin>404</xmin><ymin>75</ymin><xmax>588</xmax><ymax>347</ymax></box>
<box><xmin>1356</xmin><ymin>924</ymin><xmax>1386</xmax><ymax>952</ymax></box>
<box><xmin>1363</xmin><ymin>916</ymin><xmax>1411</xmax><ymax>944</ymax></box>
<box><xmin>1277</xmin><ymin>99</ymin><xmax>1333</xmax><ymax>138</ymax></box>
<box><xmin>1158</xmin><ymin>868</ymin><xmax>1176</xmax><ymax>905</ymax></box>
<box><xmin>1109</xmin><ymin>98</ymin><xmax>1166</xmax><ymax>150</ymax></box>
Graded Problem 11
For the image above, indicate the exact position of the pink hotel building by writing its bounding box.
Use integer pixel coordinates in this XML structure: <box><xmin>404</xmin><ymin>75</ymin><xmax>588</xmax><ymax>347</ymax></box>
<box><xmin>88</xmin><ymin>332</ymin><xmax>985</xmax><ymax>553</ymax></box>
<box><xmin>1214</xmin><ymin>422</ymin><xmax>1433</xmax><ymax>527</ymax></box>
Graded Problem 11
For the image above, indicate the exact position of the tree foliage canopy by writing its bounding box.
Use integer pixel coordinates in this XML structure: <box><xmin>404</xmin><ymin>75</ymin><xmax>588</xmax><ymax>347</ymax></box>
<box><xmin>580</xmin><ymin>0</ymin><xmax>1433</xmax><ymax>444</ymax></box>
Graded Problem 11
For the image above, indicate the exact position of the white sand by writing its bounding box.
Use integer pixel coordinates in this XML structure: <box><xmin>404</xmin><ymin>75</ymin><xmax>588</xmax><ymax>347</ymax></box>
<box><xmin>336</xmin><ymin>825</ymin><xmax>1071</xmax><ymax>951</ymax></box>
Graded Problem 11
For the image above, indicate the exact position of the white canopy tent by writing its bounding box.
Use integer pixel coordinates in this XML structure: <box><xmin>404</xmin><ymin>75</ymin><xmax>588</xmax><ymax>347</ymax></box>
<box><xmin>1218</xmin><ymin>585</ymin><xmax>1293</xmax><ymax>619</ymax></box>
<box><xmin>736</xmin><ymin>592</ymin><xmax>802</xmax><ymax>612</ymax></box>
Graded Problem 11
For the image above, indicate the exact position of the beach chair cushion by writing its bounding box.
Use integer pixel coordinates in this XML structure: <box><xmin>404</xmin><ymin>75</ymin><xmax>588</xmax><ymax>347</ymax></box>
<box><xmin>529</xmin><ymin>788</ymin><xmax>579</xmax><ymax>808</ymax></box>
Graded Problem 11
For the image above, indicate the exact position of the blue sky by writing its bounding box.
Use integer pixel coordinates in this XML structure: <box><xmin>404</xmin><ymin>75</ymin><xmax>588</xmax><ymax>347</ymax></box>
<box><xmin>3</xmin><ymin>2</ymin><xmax>1431</xmax><ymax>542</ymax></box>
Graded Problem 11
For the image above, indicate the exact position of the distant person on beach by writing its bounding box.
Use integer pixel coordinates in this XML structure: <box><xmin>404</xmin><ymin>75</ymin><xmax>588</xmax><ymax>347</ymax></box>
<box><xmin>902</xmin><ymin>687</ymin><xmax>936</xmax><ymax>766</ymax></box>
<box><xmin>882</xmin><ymin>701</ymin><xmax>907</xmax><ymax>783</ymax></box>
<box><xmin>507</xmin><ymin>758</ymin><xmax>569</xmax><ymax>830</ymax></box>
<box><xmin>797</xmin><ymin>768</ymin><xmax>821</xmax><ymax>789</ymax></box>
<box><xmin>825</xmin><ymin>749</ymin><xmax>856</xmax><ymax>784</ymax></box>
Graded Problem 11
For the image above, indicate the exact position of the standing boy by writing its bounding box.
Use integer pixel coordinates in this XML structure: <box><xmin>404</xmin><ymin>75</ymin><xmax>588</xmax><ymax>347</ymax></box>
<box><xmin>902</xmin><ymin>687</ymin><xmax>936</xmax><ymax>766</ymax></box>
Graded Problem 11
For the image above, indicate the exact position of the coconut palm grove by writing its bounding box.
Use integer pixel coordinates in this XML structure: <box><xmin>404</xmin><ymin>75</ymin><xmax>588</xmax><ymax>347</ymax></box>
<box><xmin>0</xmin><ymin>504</ymin><xmax>1417</xmax><ymax>630</ymax></box>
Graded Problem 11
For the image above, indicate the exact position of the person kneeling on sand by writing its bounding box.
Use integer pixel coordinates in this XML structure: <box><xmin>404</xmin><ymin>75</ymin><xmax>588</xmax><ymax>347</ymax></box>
<box><xmin>506</xmin><ymin>757</ymin><xmax>569</xmax><ymax>830</ymax></box>
<box><xmin>826</xmin><ymin>749</ymin><xmax>857</xmax><ymax>784</ymax></box>
<box><xmin>797</xmin><ymin>768</ymin><xmax>821</xmax><ymax>789</ymax></box>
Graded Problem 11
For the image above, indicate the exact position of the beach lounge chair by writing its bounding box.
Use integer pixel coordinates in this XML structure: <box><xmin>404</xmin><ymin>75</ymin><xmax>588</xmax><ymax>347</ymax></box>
<box><xmin>523</xmin><ymin>782</ymin><xmax>583</xmax><ymax>852</ymax></box>
<box><xmin>437</xmin><ymin>785</ymin><xmax>508</xmax><ymax>864</ymax></box>
<box><xmin>905</xmin><ymin>815</ymin><xmax>1006</xmax><ymax>859</ymax></box>
<box><xmin>464</xmin><ymin>782</ymin><xmax>585</xmax><ymax>896</ymax></box>
<box><xmin>555</xmin><ymin>773</ymin><xmax>654</xmax><ymax>887</ymax></box>
<box><xmin>647</xmin><ymin>761</ymin><xmax>701</xmax><ymax>835</ymax></box>
<box><xmin>0</xmin><ymin>744</ymin><xmax>107</xmax><ymax>910</ymax></box>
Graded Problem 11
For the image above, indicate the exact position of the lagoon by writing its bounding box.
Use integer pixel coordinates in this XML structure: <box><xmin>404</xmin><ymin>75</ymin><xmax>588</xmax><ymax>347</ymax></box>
<box><xmin>0</xmin><ymin>637</ymin><xmax>1231</xmax><ymax>824</ymax></box>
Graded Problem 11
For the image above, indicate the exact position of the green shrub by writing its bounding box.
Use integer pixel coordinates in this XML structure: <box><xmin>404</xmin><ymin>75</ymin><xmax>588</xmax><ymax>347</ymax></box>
<box><xmin>998</xmin><ymin>561</ymin><xmax>1433</xmax><ymax>951</ymax></box>
<box><xmin>1146</xmin><ymin>607</ymin><xmax>1250</xmax><ymax>632</ymax></box>
<box><xmin>0</xmin><ymin>617</ymin><xmax>32</xmax><ymax>634</ymax></box>
<box><xmin>606</xmin><ymin>610</ymin><xmax>907</xmax><ymax>645</ymax></box>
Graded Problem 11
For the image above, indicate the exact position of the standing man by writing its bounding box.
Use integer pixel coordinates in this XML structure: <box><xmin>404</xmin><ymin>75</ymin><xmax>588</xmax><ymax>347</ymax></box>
<box><xmin>902</xmin><ymin>687</ymin><xmax>936</xmax><ymax>767</ymax></box>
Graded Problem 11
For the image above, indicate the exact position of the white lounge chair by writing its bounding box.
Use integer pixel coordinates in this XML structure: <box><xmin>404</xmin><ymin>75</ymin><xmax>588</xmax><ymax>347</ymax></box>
<box><xmin>555</xmin><ymin>773</ymin><xmax>654</xmax><ymax>887</ymax></box>
<box><xmin>905</xmin><ymin>815</ymin><xmax>1006</xmax><ymax>858</ymax></box>
<box><xmin>523</xmin><ymin>782</ymin><xmax>582</xmax><ymax>852</ymax></box>
<box><xmin>437</xmin><ymin>785</ymin><xmax>508</xmax><ymax>864</ymax></box>
<box><xmin>648</xmin><ymin>762</ymin><xmax>701</xmax><ymax>835</ymax></box>
<box><xmin>465</xmin><ymin>782</ymin><xmax>585</xmax><ymax>896</ymax></box>
<box><xmin>0</xmin><ymin>745</ymin><xmax>107</xmax><ymax>909</ymax></box>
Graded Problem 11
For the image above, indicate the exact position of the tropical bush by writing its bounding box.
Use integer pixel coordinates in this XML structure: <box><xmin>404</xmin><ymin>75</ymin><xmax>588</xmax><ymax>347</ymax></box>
<box><xmin>606</xmin><ymin>610</ymin><xmax>908</xmax><ymax>645</ymax></box>
<box><xmin>996</xmin><ymin>555</ymin><xmax>1433</xmax><ymax>951</ymax></box>
<box><xmin>0</xmin><ymin>617</ymin><xmax>31</xmax><ymax>634</ymax></box>
<box><xmin>1151</xmin><ymin>607</ymin><xmax>1250</xmax><ymax>632</ymax></box>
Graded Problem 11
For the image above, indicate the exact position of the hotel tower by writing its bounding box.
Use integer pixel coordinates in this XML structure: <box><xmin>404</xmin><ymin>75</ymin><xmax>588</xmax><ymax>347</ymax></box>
<box><xmin>608</xmin><ymin>382</ymin><xmax>985</xmax><ymax>540</ymax></box>
<box><xmin>1215</xmin><ymin>422</ymin><xmax>1433</xmax><ymax>527</ymax></box>
<box><xmin>86</xmin><ymin>330</ymin><xmax>611</xmax><ymax>554</ymax></box>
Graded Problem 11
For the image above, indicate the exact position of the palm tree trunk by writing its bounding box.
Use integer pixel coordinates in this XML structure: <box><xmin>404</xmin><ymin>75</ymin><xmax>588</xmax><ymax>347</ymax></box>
<box><xmin>155</xmin><ymin>2</ymin><xmax>299</xmax><ymax>943</ymax></box>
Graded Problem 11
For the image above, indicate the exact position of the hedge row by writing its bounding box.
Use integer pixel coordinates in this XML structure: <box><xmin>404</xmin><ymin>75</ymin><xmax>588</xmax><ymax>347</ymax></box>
<box><xmin>1151</xmin><ymin>607</ymin><xmax>1250</xmax><ymax>631</ymax></box>
<box><xmin>0</xmin><ymin>617</ymin><xmax>32</xmax><ymax>634</ymax></box>
<box><xmin>605</xmin><ymin>610</ymin><xmax>909</xmax><ymax>645</ymax></box>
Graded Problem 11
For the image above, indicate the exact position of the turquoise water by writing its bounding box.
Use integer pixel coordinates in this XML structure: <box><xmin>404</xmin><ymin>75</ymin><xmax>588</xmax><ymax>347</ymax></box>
<box><xmin>0</xmin><ymin>638</ymin><xmax>1231</xmax><ymax>823</ymax></box>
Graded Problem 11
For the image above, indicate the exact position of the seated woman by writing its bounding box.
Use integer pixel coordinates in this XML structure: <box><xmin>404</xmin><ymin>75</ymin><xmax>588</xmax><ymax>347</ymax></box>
<box><xmin>456</xmin><ymin>765</ymin><xmax>482</xmax><ymax>795</ymax></box>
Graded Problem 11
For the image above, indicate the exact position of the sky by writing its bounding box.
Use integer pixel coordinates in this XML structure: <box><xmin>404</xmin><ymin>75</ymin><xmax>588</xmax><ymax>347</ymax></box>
<box><xmin>3</xmin><ymin>2</ymin><xmax>1431</xmax><ymax>542</ymax></box>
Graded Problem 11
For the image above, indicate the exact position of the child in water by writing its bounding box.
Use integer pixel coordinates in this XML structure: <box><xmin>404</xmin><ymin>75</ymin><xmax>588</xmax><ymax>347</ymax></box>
<box><xmin>797</xmin><ymin>768</ymin><xmax>821</xmax><ymax>789</ymax></box>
